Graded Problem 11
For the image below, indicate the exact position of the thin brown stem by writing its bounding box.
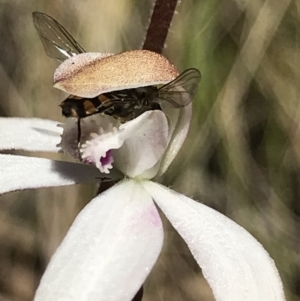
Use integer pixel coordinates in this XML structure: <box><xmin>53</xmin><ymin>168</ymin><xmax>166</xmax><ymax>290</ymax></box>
<box><xmin>143</xmin><ymin>0</ymin><xmax>179</xmax><ymax>54</ymax></box>
<box><xmin>135</xmin><ymin>1</ymin><xmax>179</xmax><ymax>299</ymax></box>
<box><xmin>96</xmin><ymin>2</ymin><xmax>179</xmax><ymax>300</ymax></box>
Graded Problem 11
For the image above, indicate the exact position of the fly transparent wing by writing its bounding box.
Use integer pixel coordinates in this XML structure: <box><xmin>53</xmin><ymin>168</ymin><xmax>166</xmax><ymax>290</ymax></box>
<box><xmin>32</xmin><ymin>12</ymin><xmax>85</xmax><ymax>62</ymax></box>
<box><xmin>157</xmin><ymin>68</ymin><xmax>201</xmax><ymax>108</ymax></box>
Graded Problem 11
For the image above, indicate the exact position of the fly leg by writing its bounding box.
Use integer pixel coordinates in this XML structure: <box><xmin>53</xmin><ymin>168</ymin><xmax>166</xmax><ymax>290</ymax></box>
<box><xmin>77</xmin><ymin>118</ymin><xmax>82</xmax><ymax>160</ymax></box>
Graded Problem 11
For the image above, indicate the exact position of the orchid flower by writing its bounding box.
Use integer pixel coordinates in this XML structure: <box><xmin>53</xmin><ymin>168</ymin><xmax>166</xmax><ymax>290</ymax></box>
<box><xmin>0</xmin><ymin>50</ymin><xmax>285</xmax><ymax>301</ymax></box>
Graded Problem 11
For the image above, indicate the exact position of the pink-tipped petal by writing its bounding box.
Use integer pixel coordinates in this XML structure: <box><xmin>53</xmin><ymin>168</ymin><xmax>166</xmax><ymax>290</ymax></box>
<box><xmin>34</xmin><ymin>180</ymin><xmax>163</xmax><ymax>301</ymax></box>
<box><xmin>143</xmin><ymin>181</ymin><xmax>286</xmax><ymax>301</ymax></box>
<box><xmin>0</xmin><ymin>154</ymin><xmax>106</xmax><ymax>194</ymax></box>
<box><xmin>0</xmin><ymin>118</ymin><xmax>62</xmax><ymax>152</ymax></box>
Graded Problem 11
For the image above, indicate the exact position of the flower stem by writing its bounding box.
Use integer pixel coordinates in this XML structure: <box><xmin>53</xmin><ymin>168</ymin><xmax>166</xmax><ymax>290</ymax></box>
<box><xmin>143</xmin><ymin>0</ymin><xmax>178</xmax><ymax>54</ymax></box>
<box><xmin>132</xmin><ymin>3</ymin><xmax>179</xmax><ymax>299</ymax></box>
<box><xmin>132</xmin><ymin>0</ymin><xmax>178</xmax><ymax>301</ymax></box>
<box><xmin>97</xmin><ymin>1</ymin><xmax>179</xmax><ymax>300</ymax></box>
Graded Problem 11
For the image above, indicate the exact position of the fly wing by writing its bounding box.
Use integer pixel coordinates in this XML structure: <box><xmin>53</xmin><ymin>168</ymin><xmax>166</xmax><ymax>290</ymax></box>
<box><xmin>157</xmin><ymin>68</ymin><xmax>201</xmax><ymax>108</ymax></box>
<box><xmin>32</xmin><ymin>12</ymin><xmax>85</xmax><ymax>62</ymax></box>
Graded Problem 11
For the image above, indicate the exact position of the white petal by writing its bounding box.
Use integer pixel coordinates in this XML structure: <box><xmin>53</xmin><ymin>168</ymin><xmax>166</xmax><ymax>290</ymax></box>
<box><xmin>113</xmin><ymin>110</ymin><xmax>169</xmax><ymax>178</ymax></box>
<box><xmin>34</xmin><ymin>180</ymin><xmax>163</xmax><ymax>301</ymax></box>
<box><xmin>157</xmin><ymin>104</ymin><xmax>192</xmax><ymax>177</ymax></box>
<box><xmin>143</xmin><ymin>181</ymin><xmax>286</xmax><ymax>301</ymax></box>
<box><xmin>0</xmin><ymin>118</ymin><xmax>62</xmax><ymax>152</ymax></box>
<box><xmin>0</xmin><ymin>154</ymin><xmax>107</xmax><ymax>194</ymax></box>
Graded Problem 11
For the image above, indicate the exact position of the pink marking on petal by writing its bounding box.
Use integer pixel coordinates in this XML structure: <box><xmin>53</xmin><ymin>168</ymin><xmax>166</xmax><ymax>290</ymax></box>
<box><xmin>127</xmin><ymin>206</ymin><xmax>162</xmax><ymax>235</ymax></box>
<box><xmin>146</xmin><ymin>207</ymin><xmax>162</xmax><ymax>227</ymax></box>
<box><xmin>100</xmin><ymin>150</ymin><xmax>113</xmax><ymax>166</ymax></box>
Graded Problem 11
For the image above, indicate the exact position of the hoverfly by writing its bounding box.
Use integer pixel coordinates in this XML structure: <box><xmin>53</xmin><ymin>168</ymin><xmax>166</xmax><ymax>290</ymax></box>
<box><xmin>32</xmin><ymin>12</ymin><xmax>201</xmax><ymax>144</ymax></box>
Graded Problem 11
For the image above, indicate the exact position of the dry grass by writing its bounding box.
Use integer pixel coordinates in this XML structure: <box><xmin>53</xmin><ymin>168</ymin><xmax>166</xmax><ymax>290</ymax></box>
<box><xmin>0</xmin><ymin>0</ymin><xmax>299</xmax><ymax>300</ymax></box>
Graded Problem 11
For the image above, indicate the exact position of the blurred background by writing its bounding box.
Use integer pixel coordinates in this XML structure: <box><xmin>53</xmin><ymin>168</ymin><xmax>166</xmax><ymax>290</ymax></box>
<box><xmin>0</xmin><ymin>0</ymin><xmax>299</xmax><ymax>300</ymax></box>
